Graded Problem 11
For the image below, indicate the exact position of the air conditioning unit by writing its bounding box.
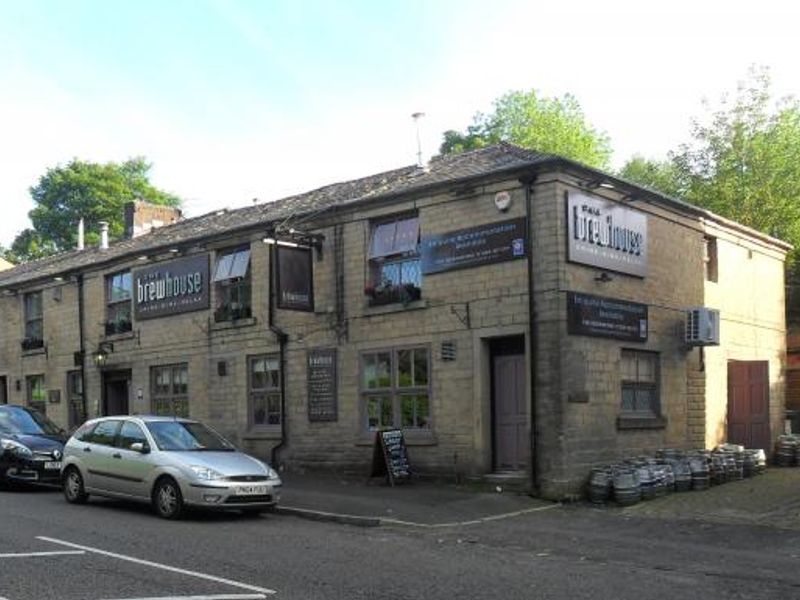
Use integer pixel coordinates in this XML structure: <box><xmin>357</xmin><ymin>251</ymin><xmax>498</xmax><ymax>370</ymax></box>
<box><xmin>685</xmin><ymin>307</ymin><xmax>720</xmax><ymax>346</ymax></box>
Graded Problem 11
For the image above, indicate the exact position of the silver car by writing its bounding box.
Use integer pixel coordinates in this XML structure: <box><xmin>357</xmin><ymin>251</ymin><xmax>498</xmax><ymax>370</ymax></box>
<box><xmin>61</xmin><ymin>415</ymin><xmax>282</xmax><ymax>519</ymax></box>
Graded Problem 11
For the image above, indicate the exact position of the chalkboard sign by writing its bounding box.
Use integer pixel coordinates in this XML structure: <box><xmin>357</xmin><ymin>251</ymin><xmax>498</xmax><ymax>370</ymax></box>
<box><xmin>307</xmin><ymin>348</ymin><xmax>337</xmax><ymax>422</ymax></box>
<box><xmin>370</xmin><ymin>429</ymin><xmax>412</xmax><ymax>486</ymax></box>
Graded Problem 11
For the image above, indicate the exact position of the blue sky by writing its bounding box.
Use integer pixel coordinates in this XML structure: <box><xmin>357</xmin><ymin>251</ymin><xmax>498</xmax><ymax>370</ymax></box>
<box><xmin>1</xmin><ymin>0</ymin><xmax>799</xmax><ymax>247</ymax></box>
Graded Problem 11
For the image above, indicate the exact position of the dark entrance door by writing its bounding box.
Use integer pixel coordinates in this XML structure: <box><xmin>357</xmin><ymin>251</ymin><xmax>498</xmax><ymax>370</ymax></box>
<box><xmin>491</xmin><ymin>336</ymin><xmax>528</xmax><ymax>471</ymax></box>
<box><xmin>727</xmin><ymin>360</ymin><xmax>770</xmax><ymax>451</ymax></box>
<box><xmin>102</xmin><ymin>370</ymin><xmax>131</xmax><ymax>416</ymax></box>
<box><xmin>0</xmin><ymin>377</ymin><xmax>6</xmax><ymax>404</ymax></box>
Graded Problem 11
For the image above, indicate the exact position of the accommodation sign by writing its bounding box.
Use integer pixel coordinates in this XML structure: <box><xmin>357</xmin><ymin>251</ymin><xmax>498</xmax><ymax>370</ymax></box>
<box><xmin>567</xmin><ymin>292</ymin><xmax>648</xmax><ymax>342</ymax></box>
<box><xmin>307</xmin><ymin>348</ymin><xmax>337</xmax><ymax>422</ymax></box>
<box><xmin>567</xmin><ymin>191</ymin><xmax>648</xmax><ymax>277</ymax></box>
<box><xmin>133</xmin><ymin>254</ymin><xmax>210</xmax><ymax>320</ymax></box>
<box><xmin>421</xmin><ymin>217</ymin><xmax>527</xmax><ymax>275</ymax></box>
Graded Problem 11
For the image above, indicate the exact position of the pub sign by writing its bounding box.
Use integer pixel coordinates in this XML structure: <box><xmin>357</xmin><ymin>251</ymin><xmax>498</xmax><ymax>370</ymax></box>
<box><xmin>276</xmin><ymin>245</ymin><xmax>314</xmax><ymax>311</ymax></box>
<box><xmin>133</xmin><ymin>254</ymin><xmax>210</xmax><ymax>320</ymax></box>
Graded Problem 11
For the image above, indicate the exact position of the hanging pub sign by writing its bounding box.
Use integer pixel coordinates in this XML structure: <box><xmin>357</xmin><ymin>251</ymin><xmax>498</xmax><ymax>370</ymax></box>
<box><xmin>421</xmin><ymin>217</ymin><xmax>527</xmax><ymax>275</ymax></box>
<box><xmin>276</xmin><ymin>245</ymin><xmax>314</xmax><ymax>311</ymax></box>
<box><xmin>307</xmin><ymin>347</ymin><xmax>337</xmax><ymax>422</ymax></box>
<box><xmin>133</xmin><ymin>254</ymin><xmax>210</xmax><ymax>320</ymax></box>
<box><xmin>567</xmin><ymin>291</ymin><xmax>648</xmax><ymax>342</ymax></box>
<box><xmin>567</xmin><ymin>191</ymin><xmax>648</xmax><ymax>277</ymax></box>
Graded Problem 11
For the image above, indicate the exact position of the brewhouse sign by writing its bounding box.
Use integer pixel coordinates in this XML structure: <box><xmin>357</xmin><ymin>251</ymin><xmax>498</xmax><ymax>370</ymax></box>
<box><xmin>567</xmin><ymin>191</ymin><xmax>648</xmax><ymax>277</ymax></box>
<box><xmin>133</xmin><ymin>254</ymin><xmax>210</xmax><ymax>320</ymax></box>
<box><xmin>567</xmin><ymin>291</ymin><xmax>648</xmax><ymax>342</ymax></box>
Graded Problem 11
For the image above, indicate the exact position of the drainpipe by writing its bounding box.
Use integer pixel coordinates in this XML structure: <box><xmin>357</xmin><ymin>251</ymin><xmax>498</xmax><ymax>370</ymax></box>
<box><xmin>77</xmin><ymin>274</ymin><xmax>88</xmax><ymax>423</ymax></box>
<box><xmin>268</xmin><ymin>241</ymin><xmax>289</xmax><ymax>468</ymax></box>
<box><xmin>523</xmin><ymin>175</ymin><xmax>540</xmax><ymax>494</ymax></box>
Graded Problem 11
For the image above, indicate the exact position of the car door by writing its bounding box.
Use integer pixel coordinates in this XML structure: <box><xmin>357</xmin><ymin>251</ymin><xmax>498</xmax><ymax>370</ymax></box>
<box><xmin>80</xmin><ymin>419</ymin><xmax>123</xmax><ymax>493</ymax></box>
<box><xmin>111</xmin><ymin>420</ymin><xmax>157</xmax><ymax>499</ymax></box>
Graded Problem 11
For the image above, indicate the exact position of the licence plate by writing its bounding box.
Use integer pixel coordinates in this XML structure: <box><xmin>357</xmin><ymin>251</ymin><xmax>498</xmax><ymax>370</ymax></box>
<box><xmin>44</xmin><ymin>461</ymin><xmax>62</xmax><ymax>470</ymax></box>
<box><xmin>235</xmin><ymin>485</ymin><xmax>267</xmax><ymax>496</ymax></box>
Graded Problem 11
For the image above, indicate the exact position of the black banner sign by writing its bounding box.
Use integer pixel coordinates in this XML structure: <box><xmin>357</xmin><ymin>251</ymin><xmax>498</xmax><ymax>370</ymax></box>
<box><xmin>276</xmin><ymin>246</ymin><xmax>314</xmax><ymax>312</ymax></box>
<box><xmin>420</xmin><ymin>217</ymin><xmax>527</xmax><ymax>275</ymax></box>
<box><xmin>567</xmin><ymin>292</ymin><xmax>648</xmax><ymax>342</ymax></box>
<box><xmin>307</xmin><ymin>348</ymin><xmax>337</xmax><ymax>422</ymax></box>
<box><xmin>133</xmin><ymin>254</ymin><xmax>210</xmax><ymax>320</ymax></box>
<box><xmin>370</xmin><ymin>429</ymin><xmax>411</xmax><ymax>486</ymax></box>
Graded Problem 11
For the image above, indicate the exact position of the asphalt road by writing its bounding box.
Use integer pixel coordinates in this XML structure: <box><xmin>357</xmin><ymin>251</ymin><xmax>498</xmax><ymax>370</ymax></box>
<box><xmin>2</xmin><ymin>484</ymin><xmax>800</xmax><ymax>600</ymax></box>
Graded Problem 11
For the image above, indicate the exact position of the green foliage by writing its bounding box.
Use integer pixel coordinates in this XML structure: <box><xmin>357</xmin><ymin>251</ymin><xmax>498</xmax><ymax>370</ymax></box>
<box><xmin>440</xmin><ymin>89</ymin><xmax>613</xmax><ymax>169</ymax></box>
<box><xmin>617</xmin><ymin>155</ymin><xmax>685</xmax><ymax>199</ymax></box>
<box><xmin>12</xmin><ymin>157</ymin><xmax>180</xmax><ymax>262</ymax></box>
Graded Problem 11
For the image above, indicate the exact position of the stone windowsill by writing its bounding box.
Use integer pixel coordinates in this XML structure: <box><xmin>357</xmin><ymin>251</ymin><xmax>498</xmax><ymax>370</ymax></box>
<box><xmin>210</xmin><ymin>316</ymin><xmax>258</xmax><ymax>332</ymax></box>
<box><xmin>617</xmin><ymin>415</ymin><xmax>668</xmax><ymax>430</ymax></box>
<box><xmin>22</xmin><ymin>346</ymin><xmax>47</xmax><ymax>357</ymax></box>
<box><xmin>241</xmin><ymin>429</ymin><xmax>282</xmax><ymax>441</ymax></box>
<box><xmin>355</xmin><ymin>432</ymin><xmax>438</xmax><ymax>447</ymax></box>
<box><xmin>363</xmin><ymin>299</ymin><xmax>428</xmax><ymax>316</ymax></box>
<box><xmin>102</xmin><ymin>330</ymin><xmax>136</xmax><ymax>342</ymax></box>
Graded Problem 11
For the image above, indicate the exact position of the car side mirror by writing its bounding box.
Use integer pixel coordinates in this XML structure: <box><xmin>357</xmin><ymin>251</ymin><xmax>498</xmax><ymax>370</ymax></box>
<box><xmin>130</xmin><ymin>442</ymin><xmax>150</xmax><ymax>454</ymax></box>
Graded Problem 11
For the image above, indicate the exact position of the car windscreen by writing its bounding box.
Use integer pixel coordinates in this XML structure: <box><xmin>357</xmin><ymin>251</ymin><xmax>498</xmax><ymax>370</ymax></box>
<box><xmin>0</xmin><ymin>407</ymin><xmax>62</xmax><ymax>436</ymax></box>
<box><xmin>145</xmin><ymin>421</ymin><xmax>235</xmax><ymax>451</ymax></box>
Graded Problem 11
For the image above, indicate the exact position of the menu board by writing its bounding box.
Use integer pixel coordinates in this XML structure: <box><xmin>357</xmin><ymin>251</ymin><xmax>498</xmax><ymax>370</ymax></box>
<box><xmin>307</xmin><ymin>348</ymin><xmax>337</xmax><ymax>422</ymax></box>
<box><xmin>370</xmin><ymin>429</ymin><xmax>411</xmax><ymax>486</ymax></box>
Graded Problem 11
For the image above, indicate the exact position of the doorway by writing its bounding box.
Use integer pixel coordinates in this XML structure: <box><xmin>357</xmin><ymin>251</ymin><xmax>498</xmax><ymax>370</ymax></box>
<box><xmin>490</xmin><ymin>336</ymin><xmax>528</xmax><ymax>471</ymax></box>
<box><xmin>727</xmin><ymin>360</ymin><xmax>770</xmax><ymax>450</ymax></box>
<box><xmin>102</xmin><ymin>370</ymin><xmax>131</xmax><ymax>416</ymax></box>
<box><xmin>0</xmin><ymin>377</ymin><xmax>6</xmax><ymax>404</ymax></box>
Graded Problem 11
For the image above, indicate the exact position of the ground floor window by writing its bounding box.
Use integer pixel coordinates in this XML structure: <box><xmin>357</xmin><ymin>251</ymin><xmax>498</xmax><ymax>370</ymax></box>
<box><xmin>66</xmin><ymin>371</ymin><xmax>85</xmax><ymax>430</ymax></box>
<box><xmin>621</xmin><ymin>350</ymin><xmax>659</xmax><ymax>416</ymax></box>
<box><xmin>249</xmin><ymin>355</ymin><xmax>281</xmax><ymax>428</ymax></box>
<box><xmin>361</xmin><ymin>346</ymin><xmax>430</xmax><ymax>432</ymax></box>
<box><xmin>26</xmin><ymin>374</ymin><xmax>46</xmax><ymax>415</ymax></box>
<box><xmin>151</xmin><ymin>364</ymin><xmax>189</xmax><ymax>417</ymax></box>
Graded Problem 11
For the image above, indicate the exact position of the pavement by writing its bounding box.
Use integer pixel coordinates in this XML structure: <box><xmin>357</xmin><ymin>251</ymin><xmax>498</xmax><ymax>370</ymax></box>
<box><xmin>274</xmin><ymin>471</ymin><xmax>556</xmax><ymax>527</ymax></box>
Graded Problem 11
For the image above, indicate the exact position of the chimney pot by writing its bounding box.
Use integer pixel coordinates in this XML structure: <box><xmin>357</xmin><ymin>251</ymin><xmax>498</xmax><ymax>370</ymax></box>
<box><xmin>77</xmin><ymin>218</ymin><xmax>85</xmax><ymax>250</ymax></box>
<box><xmin>99</xmin><ymin>221</ymin><xmax>109</xmax><ymax>250</ymax></box>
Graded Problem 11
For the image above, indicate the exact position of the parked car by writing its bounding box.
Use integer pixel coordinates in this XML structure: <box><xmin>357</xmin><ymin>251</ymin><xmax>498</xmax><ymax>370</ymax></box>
<box><xmin>62</xmin><ymin>415</ymin><xmax>282</xmax><ymax>519</ymax></box>
<box><xmin>0</xmin><ymin>405</ymin><xmax>66</xmax><ymax>487</ymax></box>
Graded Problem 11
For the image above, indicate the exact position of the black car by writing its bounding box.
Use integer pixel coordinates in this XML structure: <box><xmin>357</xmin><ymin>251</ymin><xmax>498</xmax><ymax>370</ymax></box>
<box><xmin>0</xmin><ymin>405</ymin><xmax>66</xmax><ymax>486</ymax></box>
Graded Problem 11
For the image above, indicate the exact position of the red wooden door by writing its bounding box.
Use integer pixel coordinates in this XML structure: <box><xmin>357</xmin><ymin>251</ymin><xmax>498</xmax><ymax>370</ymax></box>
<box><xmin>727</xmin><ymin>361</ymin><xmax>770</xmax><ymax>450</ymax></box>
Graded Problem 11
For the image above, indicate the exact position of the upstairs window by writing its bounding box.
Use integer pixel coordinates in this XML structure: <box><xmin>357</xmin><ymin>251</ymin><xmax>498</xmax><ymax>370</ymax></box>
<box><xmin>366</xmin><ymin>216</ymin><xmax>421</xmax><ymax>306</ymax></box>
<box><xmin>213</xmin><ymin>247</ymin><xmax>252</xmax><ymax>321</ymax></box>
<box><xmin>23</xmin><ymin>291</ymin><xmax>43</xmax><ymax>349</ymax></box>
<box><xmin>106</xmin><ymin>271</ymin><xmax>133</xmax><ymax>335</ymax></box>
<box><xmin>704</xmin><ymin>237</ymin><xmax>718</xmax><ymax>283</ymax></box>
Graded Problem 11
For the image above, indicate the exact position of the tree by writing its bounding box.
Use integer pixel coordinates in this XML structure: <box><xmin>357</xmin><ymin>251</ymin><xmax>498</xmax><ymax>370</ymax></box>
<box><xmin>617</xmin><ymin>155</ymin><xmax>685</xmax><ymax>199</ymax></box>
<box><xmin>12</xmin><ymin>157</ymin><xmax>180</xmax><ymax>262</ymax></box>
<box><xmin>440</xmin><ymin>89</ymin><xmax>613</xmax><ymax>169</ymax></box>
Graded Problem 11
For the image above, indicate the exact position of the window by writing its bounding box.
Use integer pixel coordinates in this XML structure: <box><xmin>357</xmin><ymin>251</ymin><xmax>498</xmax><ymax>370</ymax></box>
<box><xmin>621</xmin><ymin>350</ymin><xmax>659</xmax><ymax>416</ymax></box>
<box><xmin>361</xmin><ymin>347</ymin><xmax>430</xmax><ymax>431</ymax></box>
<box><xmin>66</xmin><ymin>371</ymin><xmax>85</xmax><ymax>430</ymax></box>
<box><xmin>106</xmin><ymin>271</ymin><xmax>133</xmax><ymax>335</ymax></box>
<box><xmin>26</xmin><ymin>375</ymin><xmax>46</xmax><ymax>415</ymax></box>
<box><xmin>366</xmin><ymin>216</ymin><xmax>421</xmax><ymax>306</ymax></box>
<box><xmin>249</xmin><ymin>355</ymin><xmax>281</xmax><ymax>428</ymax></box>
<box><xmin>213</xmin><ymin>247</ymin><xmax>252</xmax><ymax>321</ymax></box>
<box><xmin>151</xmin><ymin>364</ymin><xmax>189</xmax><ymax>417</ymax></box>
<box><xmin>87</xmin><ymin>420</ymin><xmax>121</xmax><ymax>446</ymax></box>
<box><xmin>23</xmin><ymin>291</ymin><xmax>43</xmax><ymax>349</ymax></box>
<box><xmin>117</xmin><ymin>421</ymin><xmax>147</xmax><ymax>450</ymax></box>
<box><xmin>703</xmin><ymin>237</ymin><xmax>718</xmax><ymax>282</ymax></box>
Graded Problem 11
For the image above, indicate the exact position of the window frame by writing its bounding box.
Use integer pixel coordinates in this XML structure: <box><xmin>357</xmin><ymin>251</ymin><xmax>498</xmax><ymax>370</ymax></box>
<box><xmin>247</xmin><ymin>353</ymin><xmax>282</xmax><ymax>431</ymax></box>
<box><xmin>105</xmin><ymin>271</ymin><xmax>133</xmax><ymax>335</ymax></box>
<box><xmin>26</xmin><ymin>374</ymin><xmax>47</xmax><ymax>415</ymax></box>
<box><xmin>366</xmin><ymin>215</ymin><xmax>422</xmax><ymax>306</ymax></box>
<box><xmin>23</xmin><ymin>291</ymin><xmax>44</xmax><ymax>345</ymax></box>
<box><xmin>213</xmin><ymin>246</ymin><xmax>253</xmax><ymax>322</ymax></box>
<box><xmin>150</xmin><ymin>363</ymin><xmax>189</xmax><ymax>418</ymax></box>
<box><xmin>703</xmin><ymin>236</ymin><xmax>718</xmax><ymax>283</ymax></box>
<box><xmin>620</xmin><ymin>349</ymin><xmax>660</xmax><ymax>418</ymax></box>
<box><xmin>359</xmin><ymin>345</ymin><xmax>432</xmax><ymax>433</ymax></box>
<box><xmin>66</xmin><ymin>370</ymin><xmax>85</xmax><ymax>431</ymax></box>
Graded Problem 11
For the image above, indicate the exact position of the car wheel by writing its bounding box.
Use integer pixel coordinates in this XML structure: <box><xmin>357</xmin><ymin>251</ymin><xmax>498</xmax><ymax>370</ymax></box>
<box><xmin>153</xmin><ymin>478</ymin><xmax>184</xmax><ymax>519</ymax></box>
<box><xmin>63</xmin><ymin>467</ymin><xmax>88</xmax><ymax>504</ymax></box>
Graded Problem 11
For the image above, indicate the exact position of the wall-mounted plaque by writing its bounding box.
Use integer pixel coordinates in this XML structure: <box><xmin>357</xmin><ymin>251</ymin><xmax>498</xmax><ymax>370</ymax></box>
<box><xmin>567</xmin><ymin>292</ymin><xmax>648</xmax><ymax>342</ymax></box>
<box><xmin>307</xmin><ymin>348</ymin><xmax>337</xmax><ymax>422</ymax></box>
<box><xmin>133</xmin><ymin>254</ymin><xmax>210</xmax><ymax>320</ymax></box>
<box><xmin>421</xmin><ymin>217</ymin><xmax>527</xmax><ymax>275</ymax></box>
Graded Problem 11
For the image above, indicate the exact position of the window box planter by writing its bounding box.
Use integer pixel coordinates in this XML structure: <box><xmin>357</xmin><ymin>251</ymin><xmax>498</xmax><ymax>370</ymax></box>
<box><xmin>214</xmin><ymin>304</ymin><xmax>253</xmax><ymax>323</ymax></box>
<box><xmin>21</xmin><ymin>337</ymin><xmax>44</xmax><ymax>351</ymax></box>
<box><xmin>105</xmin><ymin>319</ymin><xmax>132</xmax><ymax>336</ymax></box>
<box><xmin>364</xmin><ymin>283</ymin><xmax>421</xmax><ymax>307</ymax></box>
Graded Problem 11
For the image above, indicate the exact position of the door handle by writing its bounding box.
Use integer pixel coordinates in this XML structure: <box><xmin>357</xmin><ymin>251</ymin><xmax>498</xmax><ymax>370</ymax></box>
<box><xmin>83</xmin><ymin>447</ymin><xmax>92</xmax><ymax>453</ymax></box>
<box><xmin>112</xmin><ymin>453</ymin><xmax>122</xmax><ymax>459</ymax></box>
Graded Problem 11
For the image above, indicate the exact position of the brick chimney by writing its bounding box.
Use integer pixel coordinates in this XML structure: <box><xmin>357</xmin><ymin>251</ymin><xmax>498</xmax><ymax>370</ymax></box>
<box><xmin>124</xmin><ymin>200</ymin><xmax>182</xmax><ymax>239</ymax></box>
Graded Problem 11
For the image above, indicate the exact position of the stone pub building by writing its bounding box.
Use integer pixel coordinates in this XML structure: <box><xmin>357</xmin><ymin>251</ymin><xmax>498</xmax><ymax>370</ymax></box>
<box><xmin>0</xmin><ymin>144</ymin><xmax>788</xmax><ymax>498</ymax></box>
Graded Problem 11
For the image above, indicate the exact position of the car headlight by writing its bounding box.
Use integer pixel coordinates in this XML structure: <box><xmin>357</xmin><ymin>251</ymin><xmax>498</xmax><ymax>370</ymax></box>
<box><xmin>0</xmin><ymin>439</ymin><xmax>33</xmax><ymax>458</ymax></box>
<box><xmin>189</xmin><ymin>465</ymin><xmax>224</xmax><ymax>481</ymax></box>
<box><xmin>266</xmin><ymin>466</ymin><xmax>280</xmax><ymax>481</ymax></box>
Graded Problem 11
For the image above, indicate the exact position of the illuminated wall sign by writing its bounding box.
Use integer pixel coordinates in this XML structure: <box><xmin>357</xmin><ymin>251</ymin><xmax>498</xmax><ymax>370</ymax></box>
<box><xmin>567</xmin><ymin>191</ymin><xmax>648</xmax><ymax>277</ymax></box>
<box><xmin>133</xmin><ymin>254</ymin><xmax>210</xmax><ymax>320</ymax></box>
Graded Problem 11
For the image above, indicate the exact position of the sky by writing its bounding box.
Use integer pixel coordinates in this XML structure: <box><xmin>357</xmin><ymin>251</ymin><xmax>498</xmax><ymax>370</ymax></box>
<box><xmin>1</xmin><ymin>0</ymin><xmax>799</xmax><ymax>248</ymax></box>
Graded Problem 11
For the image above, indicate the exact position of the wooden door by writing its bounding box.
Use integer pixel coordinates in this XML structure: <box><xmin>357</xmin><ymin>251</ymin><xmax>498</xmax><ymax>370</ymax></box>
<box><xmin>493</xmin><ymin>353</ymin><xmax>527</xmax><ymax>471</ymax></box>
<box><xmin>727</xmin><ymin>361</ymin><xmax>770</xmax><ymax>450</ymax></box>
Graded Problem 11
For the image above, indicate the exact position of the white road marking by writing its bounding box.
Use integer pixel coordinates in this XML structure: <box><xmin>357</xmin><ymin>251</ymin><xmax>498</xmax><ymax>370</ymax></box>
<box><xmin>99</xmin><ymin>595</ymin><xmax>266</xmax><ymax>600</ymax></box>
<box><xmin>381</xmin><ymin>502</ymin><xmax>560</xmax><ymax>528</ymax></box>
<box><xmin>0</xmin><ymin>550</ymin><xmax>86</xmax><ymax>558</ymax></box>
<box><xmin>37</xmin><ymin>537</ymin><xmax>276</xmax><ymax>596</ymax></box>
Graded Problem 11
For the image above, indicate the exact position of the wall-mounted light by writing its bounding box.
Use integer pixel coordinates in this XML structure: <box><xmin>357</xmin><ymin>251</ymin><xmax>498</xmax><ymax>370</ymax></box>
<box><xmin>92</xmin><ymin>341</ymin><xmax>115</xmax><ymax>367</ymax></box>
